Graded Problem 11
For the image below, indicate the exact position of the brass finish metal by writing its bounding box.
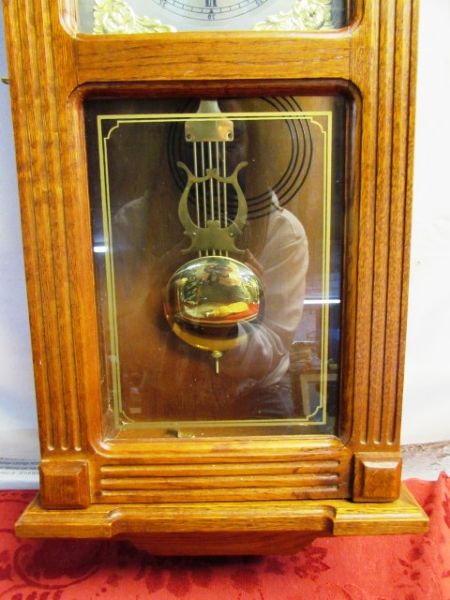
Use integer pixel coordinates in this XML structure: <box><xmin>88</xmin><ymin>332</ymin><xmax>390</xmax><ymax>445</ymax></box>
<box><xmin>169</xmin><ymin>99</ymin><xmax>258</xmax><ymax>371</ymax></box>
<box><xmin>185</xmin><ymin>100</ymin><xmax>234</xmax><ymax>142</ymax></box>
<box><xmin>164</xmin><ymin>255</ymin><xmax>263</xmax><ymax>365</ymax></box>
<box><xmin>177</xmin><ymin>161</ymin><xmax>248</xmax><ymax>254</ymax></box>
<box><xmin>212</xmin><ymin>350</ymin><xmax>223</xmax><ymax>374</ymax></box>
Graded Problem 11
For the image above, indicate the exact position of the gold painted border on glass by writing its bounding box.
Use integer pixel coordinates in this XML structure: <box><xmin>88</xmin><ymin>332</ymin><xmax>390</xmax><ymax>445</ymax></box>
<box><xmin>96</xmin><ymin>110</ymin><xmax>333</xmax><ymax>432</ymax></box>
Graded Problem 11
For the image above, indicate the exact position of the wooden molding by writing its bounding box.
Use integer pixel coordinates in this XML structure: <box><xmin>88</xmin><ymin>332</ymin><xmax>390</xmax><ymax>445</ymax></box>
<box><xmin>353</xmin><ymin>453</ymin><xmax>402</xmax><ymax>501</ymax></box>
<box><xmin>16</xmin><ymin>484</ymin><xmax>427</xmax><ymax>554</ymax></box>
<box><xmin>2</xmin><ymin>0</ymin><xmax>94</xmax><ymax>455</ymax></box>
<box><xmin>93</xmin><ymin>437</ymin><xmax>352</xmax><ymax>504</ymax></box>
<box><xmin>40</xmin><ymin>460</ymin><xmax>90</xmax><ymax>509</ymax></box>
<box><xmin>341</xmin><ymin>0</ymin><xmax>418</xmax><ymax>453</ymax></box>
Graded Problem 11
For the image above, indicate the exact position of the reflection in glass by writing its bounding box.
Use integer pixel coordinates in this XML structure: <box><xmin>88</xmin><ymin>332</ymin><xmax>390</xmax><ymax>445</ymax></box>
<box><xmin>165</xmin><ymin>256</ymin><xmax>264</xmax><ymax>374</ymax></box>
<box><xmin>76</xmin><ymin>0</ymin><xmax>349</xmax><ymax>33</ymax></box>
<box><xmin>86</xmin><ymin>96</ymin><xmax>348</xmax><ymax>436</ymax></box>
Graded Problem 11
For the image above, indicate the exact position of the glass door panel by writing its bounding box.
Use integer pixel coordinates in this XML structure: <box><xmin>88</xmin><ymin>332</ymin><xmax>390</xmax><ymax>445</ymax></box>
<box><xmin>85</xmin><ymin>95</ymin><xmax>349</xmax><ymax>437</ymax></box>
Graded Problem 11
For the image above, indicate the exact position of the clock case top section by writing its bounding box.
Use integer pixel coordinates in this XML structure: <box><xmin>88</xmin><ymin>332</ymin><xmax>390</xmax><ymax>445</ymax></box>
<box><xmin>3</xmin><ymin>0</ymin><xmax>419</xmax><ymax>514</ymax></box>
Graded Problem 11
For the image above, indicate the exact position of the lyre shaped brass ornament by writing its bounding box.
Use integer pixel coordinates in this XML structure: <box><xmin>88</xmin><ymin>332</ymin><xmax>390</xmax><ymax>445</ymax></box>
<box><xmin>163</xmin><ymin>100</ymin><xmax>263</xmax><ymax>373</ymax></box>
<box><xmin>176</xmin><ymin>160</ymin><xmax>248</xmax><ymax>255</ymax></box>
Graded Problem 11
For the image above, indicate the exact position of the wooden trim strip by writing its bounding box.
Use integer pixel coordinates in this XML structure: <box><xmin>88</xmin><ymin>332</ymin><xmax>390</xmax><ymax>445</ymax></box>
<box><xmin>74</xmin><ymin>34</ymin><xmax>351</xmax><ymax>83</ymax></box>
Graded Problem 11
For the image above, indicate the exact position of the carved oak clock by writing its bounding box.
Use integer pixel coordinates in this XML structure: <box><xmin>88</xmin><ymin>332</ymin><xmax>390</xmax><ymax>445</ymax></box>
<box><xmin>2</xmin><ymin>0</ymin><xmax>427</xmax><ymax>554</ymax></box>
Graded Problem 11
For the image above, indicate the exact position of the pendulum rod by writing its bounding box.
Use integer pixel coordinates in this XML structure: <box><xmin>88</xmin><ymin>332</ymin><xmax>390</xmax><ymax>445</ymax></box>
<box><xmin>200</xmin><ymin>142</ymin><xmax>208</xmax><ymax>256</ymax></box>
<box><xmin>208</xmin><ymin>141</ymin><xmax>217</xmax><ymax>257</ymax></box>
<box><xmin>222</xmin><ymin>141</ymin><xmax>229</xmax><ymax>258</ymax></box>
<box><xmin>192</xmin><ymin>142</ymin><xmax>202</xmax><ymax>257</ymax></box>
<box><xmin>215</xmin><ymin>141</ymin><xmax>222</xmax><ymax>252</ymax></box>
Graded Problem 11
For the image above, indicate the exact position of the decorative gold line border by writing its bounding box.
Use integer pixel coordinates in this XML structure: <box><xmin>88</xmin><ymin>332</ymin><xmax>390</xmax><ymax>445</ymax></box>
<box><xmin>322</xmin><ymin>112</ymin><xmax>332</xmax><ymax>424</ymax></box>
<box><xmin>96</xmin><ymin>110</ymin><xmax>333</xmax><ymax>430</ymax></box>
<box><xmin>98</xmin><ymin>120</ymin><xmax>123</xmax><ymax>427</ymax></box>
<box><xmin>99</xmin><ymin>110</ymin><xmax>334</xmax><ymax>126</ymax></box>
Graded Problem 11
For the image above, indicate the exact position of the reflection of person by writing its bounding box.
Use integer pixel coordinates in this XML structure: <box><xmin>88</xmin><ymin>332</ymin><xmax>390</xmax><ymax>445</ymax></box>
<box><xmin>112</xmin><ymin>186</ymin><xmax>308</xmax><ymax>421</ymax></box>
<box><xmin>220</xmin><ymin>191</ymin><xmax>308</xmax><ymax>418</ymax></box>
<box><xmin>196</xmin><ymin>260</ymin><xmax>250</xmax><ymax>304</ymax></box>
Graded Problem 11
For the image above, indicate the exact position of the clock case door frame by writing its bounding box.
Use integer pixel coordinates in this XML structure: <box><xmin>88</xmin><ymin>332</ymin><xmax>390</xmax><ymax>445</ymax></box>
<box><xmin>3</xmin><ymin>0</ymin><xmax>418</xmax><ymax>512</ymax></box>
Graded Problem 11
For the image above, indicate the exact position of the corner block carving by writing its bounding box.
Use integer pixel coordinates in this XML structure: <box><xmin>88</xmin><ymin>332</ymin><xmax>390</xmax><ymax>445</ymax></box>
<box><xmin>353</xmin><ymin>453</ymin><xmax>402</xmax><ymax>502</ymax></box>
<box><xmin>40</xmin><ymin>460</ymin><xmax>90</xmax><ymax>509</ymax></box>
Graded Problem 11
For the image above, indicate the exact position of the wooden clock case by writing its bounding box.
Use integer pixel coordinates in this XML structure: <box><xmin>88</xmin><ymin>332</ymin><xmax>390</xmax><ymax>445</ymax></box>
<box><xmin>2</xmin><ymin>0</ymin><xmax>427</xmax><ymax>554</ymax></box>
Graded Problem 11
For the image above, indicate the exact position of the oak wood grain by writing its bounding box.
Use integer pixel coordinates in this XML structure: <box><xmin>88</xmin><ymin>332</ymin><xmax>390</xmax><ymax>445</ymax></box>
<box><xmin>2</xmin><ymin>0</ymin><xmax>423</xmax><ymax>544</ymax></box>
<box><xmin>15</xmin><ymin>484</ymin><xmax>428</xmax><ymax>554</ymax></box>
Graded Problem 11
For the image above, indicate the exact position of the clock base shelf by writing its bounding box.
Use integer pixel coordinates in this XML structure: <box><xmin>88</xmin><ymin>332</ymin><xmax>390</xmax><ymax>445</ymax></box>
<box><xmin>15</xmin><ymin>485</ymin><xmax>428</xmax><ymax>555</ymax></box>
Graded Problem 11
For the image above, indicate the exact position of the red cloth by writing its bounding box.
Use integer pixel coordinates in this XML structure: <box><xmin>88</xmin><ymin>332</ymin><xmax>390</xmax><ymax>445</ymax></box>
<box><xmin>0</xmin><ymin>474</ymin><xmax>449</xmax><ymax>600</ymax></box>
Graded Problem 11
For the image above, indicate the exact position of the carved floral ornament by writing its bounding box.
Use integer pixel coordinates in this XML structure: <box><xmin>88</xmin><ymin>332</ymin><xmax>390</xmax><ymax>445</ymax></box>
<box><xmin>92</xmin><ymin>0</ymin><xmax>334</xmax><ymax>33</ymax></box>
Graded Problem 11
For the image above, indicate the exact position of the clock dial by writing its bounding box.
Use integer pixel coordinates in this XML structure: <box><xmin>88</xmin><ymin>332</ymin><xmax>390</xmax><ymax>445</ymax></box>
<box><xmin>151</xmin><ymin>0</ymin><xmax>271</xmax><ymax>23</ymax></box>
<box><xmin>76</xmin><ymin>0</ymin><xmax>349</xmax><ymax>32</ymax></box>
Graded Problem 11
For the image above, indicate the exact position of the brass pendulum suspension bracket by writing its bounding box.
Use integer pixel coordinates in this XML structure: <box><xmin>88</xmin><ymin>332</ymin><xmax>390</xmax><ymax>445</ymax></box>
<box><xmin>185</xmin><ymin>100</ymin><xmax>234</xmax><ymax>143</ymax></box>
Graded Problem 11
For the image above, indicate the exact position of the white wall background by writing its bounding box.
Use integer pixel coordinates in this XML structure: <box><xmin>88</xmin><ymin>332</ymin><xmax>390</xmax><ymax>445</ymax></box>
<box><xmin>0</xmin><ymin>12</ymin><xmax>39</xmax><ymax>463</ymax></box>
<box><xmin>0</xmin><ymin>2</ymin><xmax>449</xmax><ymax>467</ymax></box>
<box><xmin>402</xmin><ymin>0</ymin><xmax>450</xmax><ymax>444</ymax></box>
